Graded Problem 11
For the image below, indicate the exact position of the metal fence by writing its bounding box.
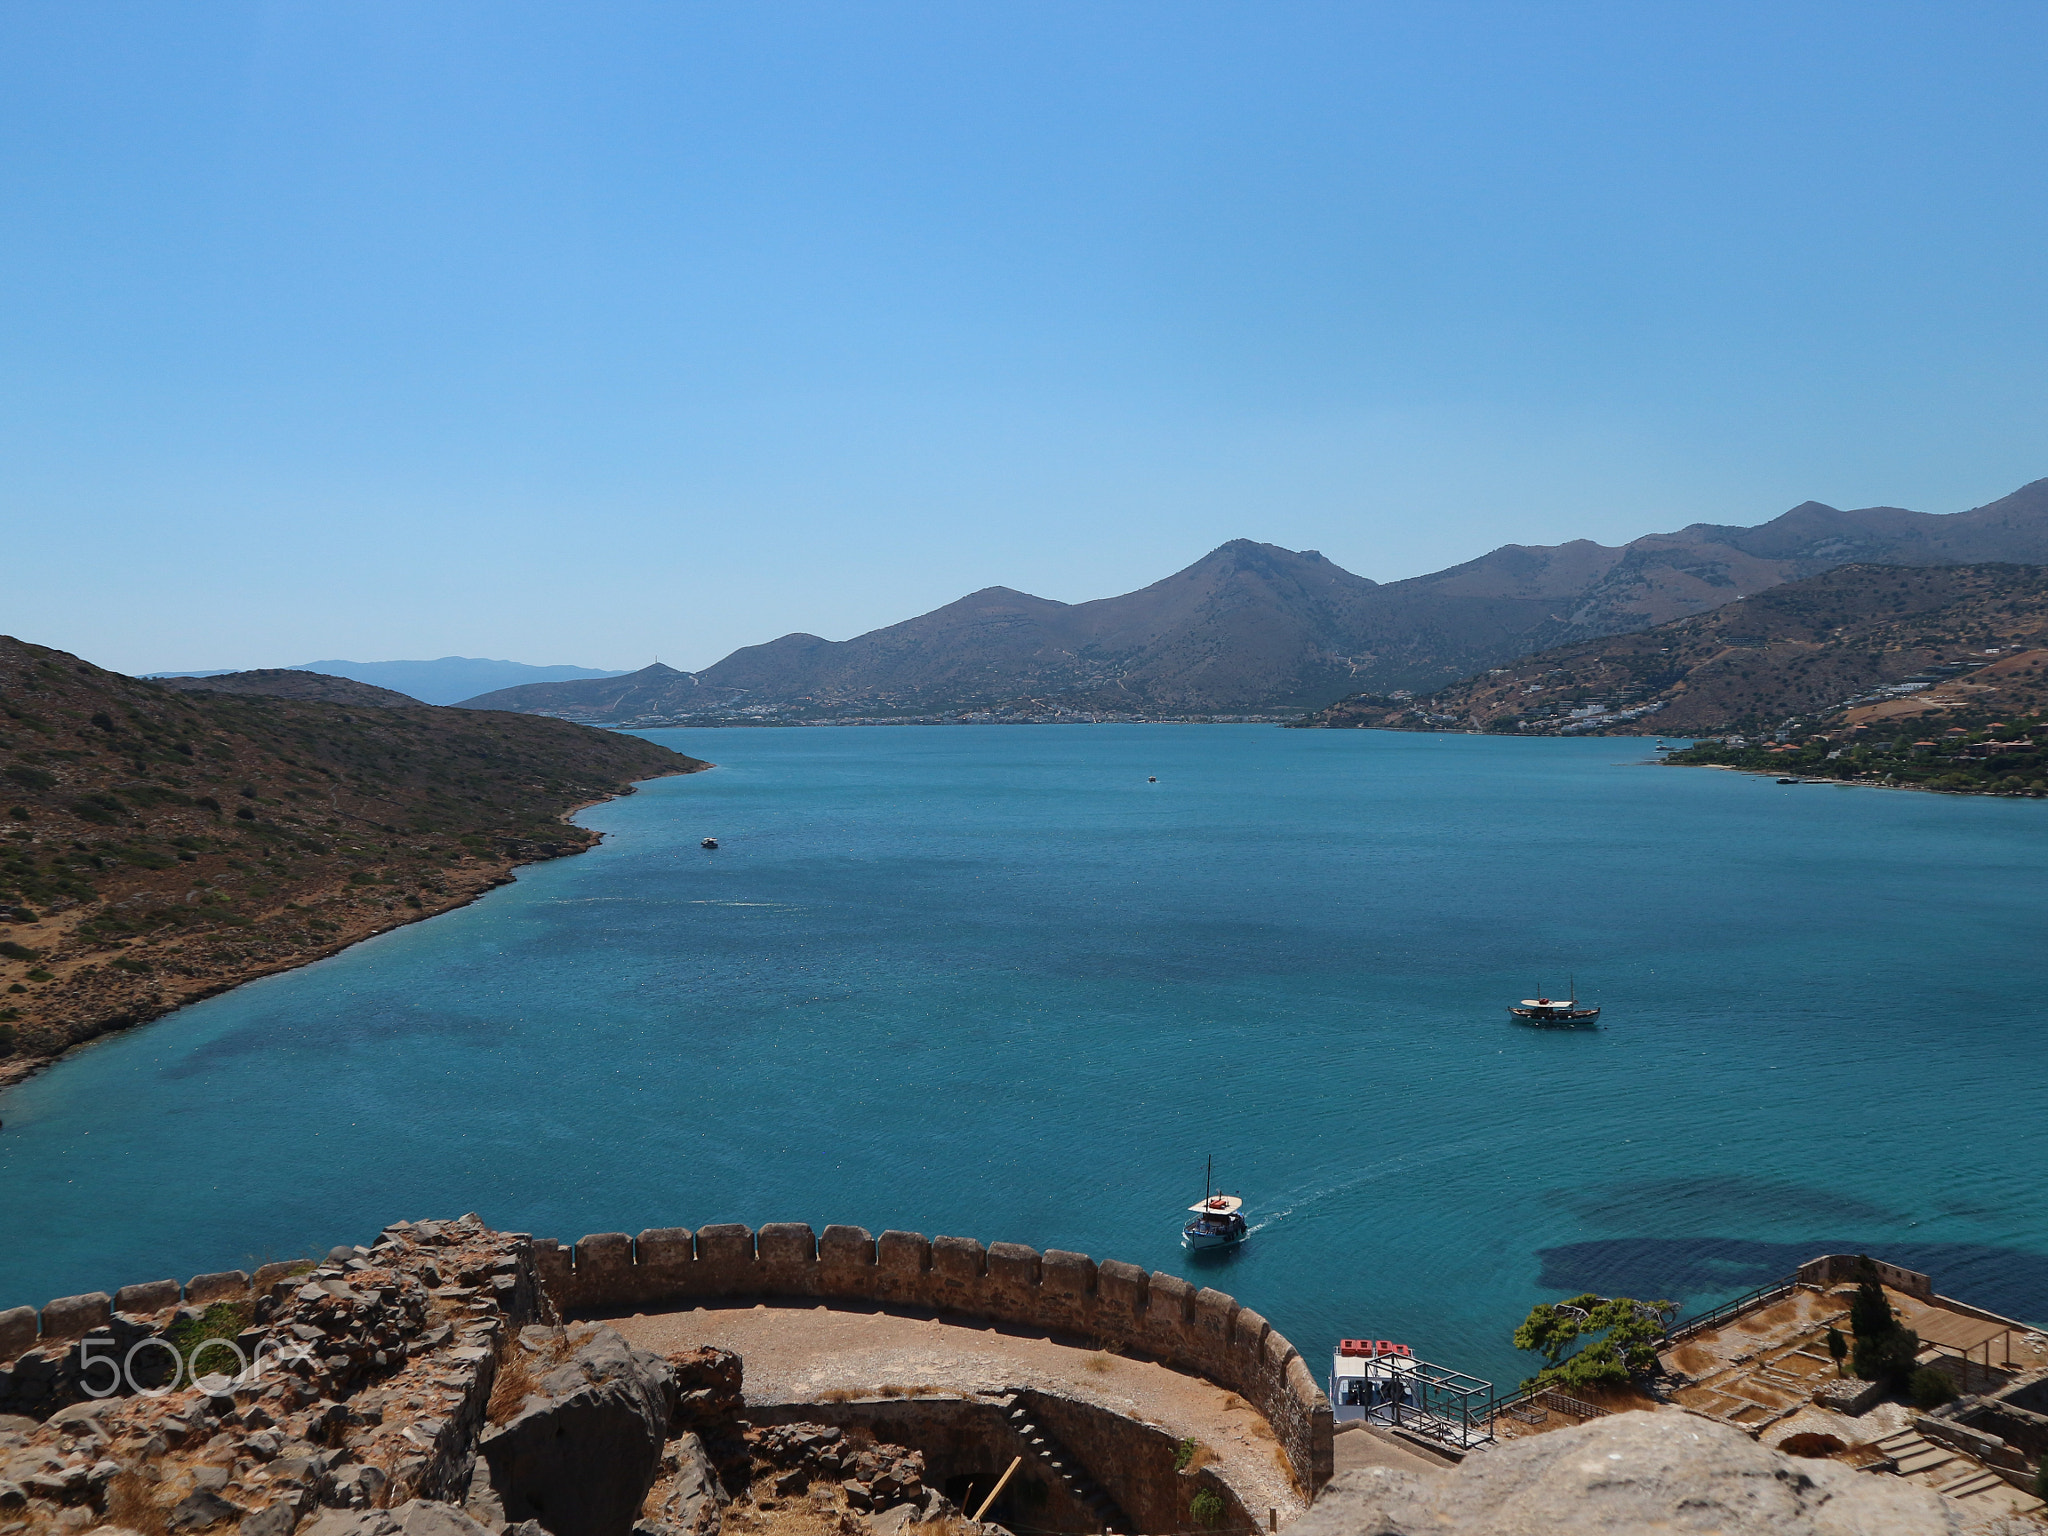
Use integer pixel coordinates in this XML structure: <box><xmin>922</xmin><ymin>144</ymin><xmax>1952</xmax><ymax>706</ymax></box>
<box><xmin>1663</xmin><ymin>1274</ymin><xmax>1802</xmax><ymax>1343</ymax></box>
<box><xmin>1333</xmin><ymin>1356</ymin><xmax>1498</xmax><ymax>1451</ymax></box>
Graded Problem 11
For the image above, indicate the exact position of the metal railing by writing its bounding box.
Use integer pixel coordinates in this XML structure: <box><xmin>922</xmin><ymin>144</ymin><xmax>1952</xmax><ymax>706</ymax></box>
<box><xmin>1663</xmin><ymin>1274</ymin><xmax>1802</xmax><ymax>1343</ymax></box>
<box><xmin>1489</xmin><ymin>1384</ymin><xmax>1612</xmax><ymax>1425</ymax></box>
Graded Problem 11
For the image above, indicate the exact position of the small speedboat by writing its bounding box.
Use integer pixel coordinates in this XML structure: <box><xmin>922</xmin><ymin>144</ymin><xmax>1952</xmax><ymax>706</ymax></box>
<box><xmin>1776</xmin><ymin>777</ymin><xmax>1803</xmax><ymax>785</ymax></box>
<box><xmin>1182</xmin><ymin>1156</ymin><xmax>1249</xmax><ymax>1251</ymax></box>
<box><xmin>701</xmin><ymin>837</ymin><xmax>719</xmax><ymax>849</ymax></box>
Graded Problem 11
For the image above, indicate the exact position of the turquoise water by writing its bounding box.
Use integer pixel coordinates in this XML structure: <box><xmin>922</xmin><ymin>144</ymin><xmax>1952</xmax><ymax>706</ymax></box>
<box><xmin>3</xmin><ymin>725</ymin><xmax>2045</xmax><ymax>1390</ymax></box>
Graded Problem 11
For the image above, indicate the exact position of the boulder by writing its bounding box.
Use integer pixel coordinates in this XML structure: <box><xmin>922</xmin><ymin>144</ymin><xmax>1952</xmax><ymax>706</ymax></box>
<box><xmin>303</xmin><ymin>1501</ymin><xmax>498</xmax><ymax>1536</ymax></box>
<box><xmin>478</xmin><ymin>1324</ymin><xmax>676</xmax><ymax>1536</ymax></box>
<box><xmin>1286</xmin><ymin>1412</ymin><xmax>1957</xmax><ymax>1536</ymax></box>
<box><xmin>652</xmin><ymin>1433</ymin><xmax>724</xmax><ymax>1536</ymax></box>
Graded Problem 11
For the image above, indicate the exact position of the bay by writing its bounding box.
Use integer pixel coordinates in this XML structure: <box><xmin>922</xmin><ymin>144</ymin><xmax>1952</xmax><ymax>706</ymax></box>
<box><xmin>2</xmin><ymin>724</ymin><xmax>2044</xmax><ymax>1389</ymax></box>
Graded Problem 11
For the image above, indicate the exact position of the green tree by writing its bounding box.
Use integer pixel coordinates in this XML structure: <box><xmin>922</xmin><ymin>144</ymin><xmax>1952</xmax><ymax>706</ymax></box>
<box><xmin>1825</xmin><ymin>1327</ymin><xmax>1847</xmax><ymax>1375</ymax></box>
<box><xmin>1854</xmin><ymin>1325</ymin><xmax>1921</xmax><ymax>1387</ymax></box>
<box><xmin>1512</xmin><ymin>1293</ymin><xmax>1675</xmax><ymax>1392</ymax></box>
<box><xmin>1848</xmin><ymin>1264</ymin><xmax>1892</xmax><ymax>1341</ymax></box>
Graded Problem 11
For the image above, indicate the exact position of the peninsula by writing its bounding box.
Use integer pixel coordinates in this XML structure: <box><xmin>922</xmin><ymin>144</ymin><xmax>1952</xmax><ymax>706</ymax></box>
<box><xmin>0</xmin><ymin>637</ymin><xmax>709</xmax><ymax>1085</ymax></box>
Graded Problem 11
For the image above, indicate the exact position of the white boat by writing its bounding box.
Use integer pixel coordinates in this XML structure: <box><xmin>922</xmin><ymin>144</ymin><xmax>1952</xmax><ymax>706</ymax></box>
<box><xmin>1182</xmin><ymin>1158</ymin><xmax>1249</xmax><ymax>1250</ymax></box>
<box><xmin>1509</xmin><ymin>976</ymin><xmax>1600</xmax><ymax>1026</ymax></box>
<box><xmin>1330</xmin><ymin>1339</ymin><xmax>1418</xmax><ymax>1423</ymax></box>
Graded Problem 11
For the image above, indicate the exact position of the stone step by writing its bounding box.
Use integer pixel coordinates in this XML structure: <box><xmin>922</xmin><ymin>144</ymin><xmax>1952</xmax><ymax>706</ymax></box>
<box><xmin>1936</xmin><ymin>1470</ymin><xmax>2005</xmax><ymax>1499</ymax></box>
<box><xmin>1873</xmin><ymin>1431</ymin><xmax>1926</xmax><ymax>1453</ymax></box>
<box><xmin>1894</xmin><ymin>1449</ymin><xmax>1958</xmax><ymax>1476</ymax></box>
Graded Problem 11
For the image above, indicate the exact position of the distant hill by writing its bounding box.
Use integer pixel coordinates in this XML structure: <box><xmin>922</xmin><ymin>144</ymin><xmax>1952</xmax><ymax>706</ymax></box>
<box><xmin>152</xmin><ymin>668</ymin><xmax>417</xmax><ymax>708</ymax></box>
<box><xmin>0</xmin><ymin>635</ymin><xmax>705</xmax><ymax>1084</ymax></box>
<box><xmin>146</xmin><ymin>658</ymin><xmax>630</xmax><ymax>706</ymax></box>
<box><xmin>458</xmin><ymin>478</ymin><xmax>2048</xmax><ymax>723</ymax></box>
<box><xmin>1304</xmin><ymin>563</ymin><xmax>2048</xmax><ymax>737</ymax></box>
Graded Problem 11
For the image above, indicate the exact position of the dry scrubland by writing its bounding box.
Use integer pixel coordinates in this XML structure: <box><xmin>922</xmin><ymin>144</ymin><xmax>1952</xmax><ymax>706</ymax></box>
<box><xmin>0</xmin><ymin>637</ymin><xmax>707</xmax><ymax>1084</ymax></box>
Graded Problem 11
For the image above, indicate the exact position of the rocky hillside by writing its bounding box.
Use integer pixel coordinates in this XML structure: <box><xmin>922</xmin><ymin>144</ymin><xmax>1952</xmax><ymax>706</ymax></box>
<box><xmin>463</xmin><ymin>480</ymin><xmax>2048</xmax><ymax>722</ymax></box>
<box><xmin>155</xmin><ymin>669</ymin><xmax>419</xmax><ymax>707</ymax></box>
<box><xmin>0</xmin><ymin>637</ymin><xmax>707</xmax><ymax>1082</ymax></box>
<box><xmin>1305</xmin><ymin>563</ymin><xmax>2048</xmax><ymax>738</ymax></box>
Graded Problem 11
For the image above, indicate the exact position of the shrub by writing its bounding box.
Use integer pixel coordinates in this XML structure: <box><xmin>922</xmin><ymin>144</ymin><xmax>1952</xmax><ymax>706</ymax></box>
<box><xmin>1189</xmin><ymin>1491</ymin><xmax>1225</xmax><ymax>1529</ymax></box>
<box><xmin>0</xmin><ymin>941</ymin><xmax>37</xmax><ymax>961</ymax></box>
<box><xmin>5</xmin><ymin>765</ymin><xmax>56</xmax><ymax>792</ymax></box>
<box><xmin>0</xmin><ymin>1024</ymin><xmax>15</xmax><ymax>1055</ymax></box>
<box><xmin>1173</xmin><ymin>1438</ymin><xmax>1199</xmax><ymax>1471</ymax></box>
<box><xmin>7</xmin><ymin>806</ymin><xmax>28</xmax><ymax>821</ymax></box>
<box><xmin>235</xmin><ymin>807</ymin><xmax>256</xmax><ymax>820</ymax></box>
<box><xmin>1825</xmin><ymin>1327</ymin><xmax>1847</xmax><ymax>1373</ymax></box>
<box><xmin>196</xmin><ymin>797</ymin><xmax>222</xmax><ymax>814</ymax></box>
<box><xmin>164</xmin><ymin>1301</ymin><xmax>251</xmax><ymax>1385</ymax></box>
<box><xmin>1909</xmin><ymin>1368</ymin><xmax>1957</xmax><ymax>1408</ymax></box>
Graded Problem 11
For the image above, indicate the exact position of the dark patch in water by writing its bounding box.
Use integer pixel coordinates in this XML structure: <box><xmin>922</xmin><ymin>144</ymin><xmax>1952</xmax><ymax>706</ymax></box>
<box><xmin>1545</xmin><ymin>1177</ymin><xmax>1904</xmax><ymax>1230</ymax></box>
<box><xmin>1538</xmin><ymin>1238</ymin><xmax>2048</xmax><ymax>1326</ymax></box>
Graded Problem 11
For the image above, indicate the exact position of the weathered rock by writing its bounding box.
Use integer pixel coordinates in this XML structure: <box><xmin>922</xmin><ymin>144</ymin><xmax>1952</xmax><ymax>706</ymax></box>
<box><xmin>170</xmin><ymin>1487</ymin><xmax>250</xmax><ymax>1532</ymax></box>
<box><xmin>303</xmin><ymin>1500</ymin><xmax>499</xmax><ymax>1536</ymax></box>
<box><xmin>1286</xmin><ymin>1412</ymin><xmax>1958</xmax><ymax>1536</ymax></box>
<box><xmin>653</xmin><ymin>1433</ymin><xmax>724</xmax><ymax>1536</ymax></box>
<box><xmin>241</xmin><ymin>1501</ymin><xmax>303</xmax><ymax>1536</ymax></box>
<box><xmin>479</xmin><ymin>1324</ymin><xmax>676</xmax><ymax>1536</ymax></box>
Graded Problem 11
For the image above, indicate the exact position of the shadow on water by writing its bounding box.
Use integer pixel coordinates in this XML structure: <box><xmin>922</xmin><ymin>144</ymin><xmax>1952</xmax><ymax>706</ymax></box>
<box><xmin>1538</xmin><ymin>1238</ymin><xmax>2048</xmax><ymax>1324</ymax></box>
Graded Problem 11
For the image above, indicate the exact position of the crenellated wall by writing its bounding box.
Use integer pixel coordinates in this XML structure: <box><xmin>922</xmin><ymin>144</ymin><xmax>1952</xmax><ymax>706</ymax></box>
<box><xmin>0</xmin><ymin>1260</ymin><xmax>310</xmax><ymax>1361</ymax></box>
<box><xmin>1794</xmin><ymin>1254</ymin><xmax>1934</xmax><ymax>1299</ymax></box>
<box><xmin>531</xmin><ymin>1221</ymin><xmax>1334</xmax><ymax>1493</ymax></box>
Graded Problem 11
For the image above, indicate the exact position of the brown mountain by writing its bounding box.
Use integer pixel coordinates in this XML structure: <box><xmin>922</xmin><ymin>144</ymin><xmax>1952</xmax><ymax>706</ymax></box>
<box><xmin>461</xmin><ymin>479</ymin><xmax>2048</xmax><ymax>721</ymax></box>
<box><xmin>0</xmin><ymin>635</ymin><xmax>707</xmax><ymax>1083</ymax></box>
<box><xmin>1306</xmin><ymin>563</ymin><xmax>2048</xmax><ymax>736</ymax></box>
<box><xmin>154</xmin><ymin>668</ymin><xmax>417</xmax><ymax>708</ymax></box>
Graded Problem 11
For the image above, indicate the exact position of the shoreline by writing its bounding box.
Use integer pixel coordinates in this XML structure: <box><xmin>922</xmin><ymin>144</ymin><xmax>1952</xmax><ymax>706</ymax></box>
<box><xmin>0</xmin><ymin>767</ymin><xmax>705</xmax><ymax>1097</ymax></box>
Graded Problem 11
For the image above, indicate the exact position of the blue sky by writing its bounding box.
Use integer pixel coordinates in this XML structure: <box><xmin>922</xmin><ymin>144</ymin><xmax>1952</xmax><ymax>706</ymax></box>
<box><xmin>7</xmin><ymin>2</ymin><xmax>2048</xmax><ymax>674</ymax></box>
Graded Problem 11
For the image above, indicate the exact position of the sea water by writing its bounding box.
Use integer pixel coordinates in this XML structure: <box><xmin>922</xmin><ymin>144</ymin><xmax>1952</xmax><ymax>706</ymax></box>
<box><xmin>2</xmin><ymin>726</ymin><xmax>2044</xmax><ymax>1389</ymax></box>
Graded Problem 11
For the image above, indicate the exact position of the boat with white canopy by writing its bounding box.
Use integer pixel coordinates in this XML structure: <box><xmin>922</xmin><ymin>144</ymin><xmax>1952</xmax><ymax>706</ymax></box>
<box><xmin>1182</xmin><ymin>1156</ymin><xmax>1249</xmax><ymax>1250</ymax></box>
<box><xmin>1509</xmin><ymin>980</ymin><xmax>1600</xmax><ymax>1027</ymax></box>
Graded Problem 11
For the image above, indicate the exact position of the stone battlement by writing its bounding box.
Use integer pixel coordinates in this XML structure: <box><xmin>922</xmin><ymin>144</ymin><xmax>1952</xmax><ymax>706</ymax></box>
<box><xmin>531</xmin><ymin>1222</ymin><xmax>1334</xmax><ymax>1492</ymax></box>
<box><xmin>1</xmin><ymin>1219</ymin><xmax>1336</xmax><ymax>1494</ymax></box>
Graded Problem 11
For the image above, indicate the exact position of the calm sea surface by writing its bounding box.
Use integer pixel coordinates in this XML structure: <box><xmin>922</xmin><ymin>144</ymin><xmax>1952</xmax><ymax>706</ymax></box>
<box><xmin>3</xmin><ymin>726</ymin><xmax>2045</xmax><ymax>1388</ymax></box>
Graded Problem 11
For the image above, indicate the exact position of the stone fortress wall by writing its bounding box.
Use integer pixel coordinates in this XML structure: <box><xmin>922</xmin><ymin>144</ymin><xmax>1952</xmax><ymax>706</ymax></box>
<box><xmin>529</xmin><ymin>1221</ymin><xmax>1335</xmax><ymax>1493</ymax></box>
<box><xmin>0</xmin><ymin>1261</ymin><xmax>310</xmax><ymax>1358</ymax></box>
<box><xmin>0</xmin><ymin>1219</ymin><xmax>1336</xmax><ymax>1495</ymax></box>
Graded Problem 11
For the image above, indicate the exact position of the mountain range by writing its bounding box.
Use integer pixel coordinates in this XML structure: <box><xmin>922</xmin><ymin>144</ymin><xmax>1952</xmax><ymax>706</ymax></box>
<box><xmin>147</xmin><ymin>657</ymin><xmax>629</xmax><ymax>706</ymax></box>
<box><xmin>460</xmin><ymin>478</ymin><xmax>2048</xmax><ymax>722</ymax></box>
<box><xmin>1308</xmin><ymin>562</ymin><xmax>2048</xmax><ymax>737</ymax></box>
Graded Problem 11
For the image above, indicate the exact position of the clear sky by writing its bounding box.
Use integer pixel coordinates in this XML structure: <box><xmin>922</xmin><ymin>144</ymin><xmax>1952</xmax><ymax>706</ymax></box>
<box><xmin>7</xmin><ymin>2</ymin><xmax>2048</xmax><ymax>674</ymax></box>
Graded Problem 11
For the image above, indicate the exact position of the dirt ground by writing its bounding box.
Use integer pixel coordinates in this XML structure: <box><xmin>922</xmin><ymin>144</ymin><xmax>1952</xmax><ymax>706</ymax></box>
<box><xmin>611</xmin><ymin>1300</ymin><xmax>1309</xmax><ymax>1526</ymax></box>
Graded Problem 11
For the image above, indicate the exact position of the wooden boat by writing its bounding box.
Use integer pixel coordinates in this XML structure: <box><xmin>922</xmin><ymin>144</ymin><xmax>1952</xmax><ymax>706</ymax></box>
<box><xmin>1510</xmin><ymin>979</ymin><xmax>1600</xmax><ymax>1027</ymax></box>
<box><xmin>1182</xmin><ymin>1156</ymin><xmax>1249</xmax><ymax>1251</ymax></box>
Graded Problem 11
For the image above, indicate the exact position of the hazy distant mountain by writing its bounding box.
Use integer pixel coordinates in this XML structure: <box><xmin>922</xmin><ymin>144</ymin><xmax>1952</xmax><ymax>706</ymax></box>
<box><xmin>460</xmin><ymin>478</ymin><xmax>2048</xmax><ymax>721</ymax></box>
<box><xmin>153</xmin><ymin>669</ymin><xmax>417</xmax><ymax>708</ymax></box>
<box><xmin>146</xmin><ymin>657</ymin><xmax>630</xmax><ymax>706</ymax></box>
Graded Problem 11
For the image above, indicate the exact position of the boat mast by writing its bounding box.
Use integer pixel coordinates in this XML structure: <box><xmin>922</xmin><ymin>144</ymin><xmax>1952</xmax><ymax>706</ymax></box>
<box><xmin>1204</xmin><ymin>1153</ymin><xmax>1212</xmax><ymax>1205</ymax></box>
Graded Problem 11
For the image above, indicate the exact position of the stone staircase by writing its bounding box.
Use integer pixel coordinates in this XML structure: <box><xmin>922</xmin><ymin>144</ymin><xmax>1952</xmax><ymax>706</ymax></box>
<box><xmin>1870</xmin><ymin>1428</ymin><xmax>2047</xmax><ymax>1520</ymax></box>
<box><xmin>1003</xmin><ymin>1394</ymin><xmax>1132</xmax><ymax>1534</ymax></box>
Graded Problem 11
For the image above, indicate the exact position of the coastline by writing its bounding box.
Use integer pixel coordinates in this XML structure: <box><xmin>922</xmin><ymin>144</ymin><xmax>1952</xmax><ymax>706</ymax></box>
<box><xmin>0</xmin><ymin>766</ymin><xmax>707</xmax><ymax>1095</ymax></box>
